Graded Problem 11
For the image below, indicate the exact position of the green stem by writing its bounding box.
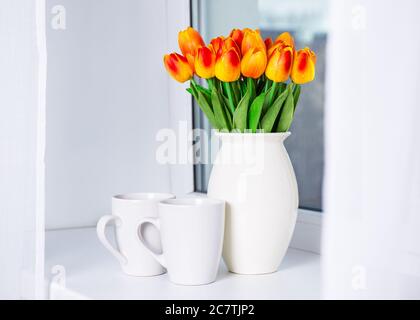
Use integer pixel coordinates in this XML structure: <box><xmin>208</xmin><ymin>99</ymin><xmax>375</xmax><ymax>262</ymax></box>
<box><xmin>247</xmin><ymin>77</ymin><xmax>256</xmax><ymax>102</ymax></box>
<box><xmin>264</xmin><ymin>79</ymin><xmax>272</xmax><ymax>93</ymax></box>
<box><xmin>268</xmin><ymin>81</ymin><xmax>278</xmax><ymax>106</ymax></box>
<box><xmin>207</xmin><ymin>78</ymin><xmax>215</xmax><ymax>91</ymax></box>
<box><xmin>293</xmin><ymin>84</ymin><xmax>301</xmax><ymax>113</ymax></box>
<box><xmin>222</xmin><ymin>82</ymin><xmax>236</xmax><ymax>113</ymax></box>
<box><xmin>191</xmin><ymin>77</ymin><xmax>198</xmax><ymax>88</ymax></box>
<box><xmin>239</xmin><ymin>78</ymin><xmax>246</xmax><ymax>96</ymax></box>
<box><xmin>232</xmin><ymin>80</ymin><xmax>241</xmax><ymax>103</ymax></box>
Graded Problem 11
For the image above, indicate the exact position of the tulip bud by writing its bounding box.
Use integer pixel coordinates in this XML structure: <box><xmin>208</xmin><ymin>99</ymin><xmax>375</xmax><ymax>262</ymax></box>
<box><xmin>291</xmin><ymin>48</ymin><xmax>316</xmax><ymax>84</ymax></box>
<box><xmin>241</xmin><ymin>29</ymin><xmax>266</xmax><ymax>56</ymax></box>
<box><xmin>265</xmin><ymin>46</ymin><xmax>294</xmax><ymax>83</ymax></box>
<box><xmin>178</xmin><ymin>27</ymin><xmax>205</xmax><ymax>69</ymax></box>
<box><xmin>274</xmin><ymin>32</ymin><xmax>295</xmax><ymax>50</ymax></box>
<box><xmin>229</xmin><ymin>29</ymin><xmax>244</xmax><ymax>48</ymax></box>
<box><xmin>241</xmin><ymin>48</ymin><xmax>267</xmax><ymax>79</ymax></box>
<box><xmin>163</xmin><ymin>53</ymin><xmax>193</xmax><ymax>83</ymax></box>
<box><xmin>215</xmin><ymin>48</ymin><xmax>241</xmax><ymax>82</ymax></box>
<box><xmin>195</xmin><ymin>46</ymin><xmax>216</xmax><ymax>79</ymax></box>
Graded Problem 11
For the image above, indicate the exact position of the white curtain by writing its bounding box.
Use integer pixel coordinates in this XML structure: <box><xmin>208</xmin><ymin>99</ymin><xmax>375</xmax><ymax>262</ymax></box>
<box><xmin>323</xmin><ymin>0</ymin><xmax>420</xmax><ymax>299</ymax></box>
<box><xmin>0</xmin><ymin>0</ymin><xmax>46</xmax><ymax>299</ymax></box>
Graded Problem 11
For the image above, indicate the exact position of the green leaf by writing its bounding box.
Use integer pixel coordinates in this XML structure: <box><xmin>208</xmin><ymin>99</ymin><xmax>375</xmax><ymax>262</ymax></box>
<box><xmin>190</xmin><ymin>82</ymin><xmax>219</xmax><ymax>129</ymax></box>
<box><xmin>233</xmin><ymin>81</ymin><xmax>252</xmax><ymax>132</ymax></box>
<box><xmin>261</xmin><ymin>85</ymin><xmax>274</xmax><ymax>116</ymax></box>
<box><xmin>276</xmin><ymin>87</ymin><xmax>295</xmax><ymax>132</ymax></box>
<box><xmin>197</xmin><ymin>91</ymin><xmax>220</xmax><ymax>129</ymax></box>
<box><xmin>276</xmin><ymin>83</ymin><xmax>287</xmax><ymax>98</ymax></box>
<box><xmin>188</xmin><ymin>81</ymin><xmax>200</xmax><ymax>105</ymax></box>
<box><xmin>293</xmin><ymin>84</ymin><xmax>301</xmax><ymax>113</ymax></box>
<box><xmin>196</xmin><ymin>85</ymin><xmax>211</xmax><ymax>105</ymax></box>
<box><xmin>248</xmin><ymin>92</ymin><xmax>266</xmax><ymax>133</ymax></box>
<box><xmin>248</xmin><ymin>77</ymin><xmax>256</xmax><ymax>103</ymax></box>
<box><xmin>196</xmin><ymin>85</ymin><xmax>211</xmax><ymax>96</ymax></box>
<box><xmin>260</xmin><ymin>85</ymin><xmax>290</xmax><ymax>133</ymax></box>
<box><xmin>221</xmin><ymin>93</ymin><xmax>232</xmax><ymax>117</ymax></box>
<box><xmin>207</xmin><ymin>78</ymin><xmax>215</xmax><ymax>91</ymax></box>
<box><xmin>211</xmin><ymin>87</ymin><xmax>231</xmax><ymax>130</ymax></box>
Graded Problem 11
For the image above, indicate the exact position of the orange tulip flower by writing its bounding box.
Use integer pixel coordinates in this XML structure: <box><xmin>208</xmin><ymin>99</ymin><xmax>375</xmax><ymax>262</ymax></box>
<box><xmin>223</xmin><ymin>37</ymin><xmax>241</xmax><ymax>58</ymax></box>
<box><xmin>241</xmin><ymin>48</ymin><xmax>267</xmax><ymax>79</ymax></box>
<box><xmin>265</xmin><ymin>46</ymin><xmax>294</xmax><ymax>83</ymax></box>
<box><xmin>210</xmin><ymin>36</ymin><xmax>224</xmax><ymax>59</ymax></box>
<box><xmin>230</xmin><ymin>29</ymin><xmax>244</xmax><ymax>48</ymax></box>
<box><xmin>242</xmin><ymin>27</ymin><xmax>254</xmax><ymax>34</ymax></box>
<box><xmin>241</xmin><ymin>29</ymin><xmax>266</xmax><ymax>56</ymax></box>
<box><xmin>268</xmin><ymin>32</ymin><xmax>296</xmax><ymax>60</ymax></box>
<box><xmin>163</xmin><ymin>53</ymin><xmax>193</xmax><ymax>83</ymax></box>
<box><xmin>195</xmin><ymin>46</ymin><xmax>216</xmax><ymax>79</ymax></box>
<box><xmin>215</xmin><ymin>47</ymin><xmax>241</xmax><ymax>82</ymax></box>
<box><xmin>291</xmin><ymin>48</ymin><xmax>317</xmax><ymax>84</ymax></box>
<box><xmin>274</xmin><ymin>32</ymin><xmax>295</xmax><ymax>50</ymax></box>
<box><xmin>178</xmin><ymin>27</ymin><xmax>205</xmax><ymax>69</ymax></box>
<box><xmin>264</xmin><ymin>37</ymin><xmax>273</xmax><ymax>51</ymax></box>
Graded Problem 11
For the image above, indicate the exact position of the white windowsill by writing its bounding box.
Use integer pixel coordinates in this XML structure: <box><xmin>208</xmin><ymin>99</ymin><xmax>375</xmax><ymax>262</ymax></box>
<box><xmin>45</xmin><ymin>227</ymin><xmax>321</xmax><ymax>300</ymax></box>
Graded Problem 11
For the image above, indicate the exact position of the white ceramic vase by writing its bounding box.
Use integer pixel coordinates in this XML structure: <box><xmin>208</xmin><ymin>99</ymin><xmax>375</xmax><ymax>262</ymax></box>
<box><xmin>207</xmin><ymin>132</ymin><xmax>298</xmax><ymax>274</ymax></box>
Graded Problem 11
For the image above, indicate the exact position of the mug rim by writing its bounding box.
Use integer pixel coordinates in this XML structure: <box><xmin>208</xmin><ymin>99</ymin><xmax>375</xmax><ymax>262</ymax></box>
<box><xmin>158</xmin><ymin>197</ymin><xmax>224</xmax><ymax>208</ymax></box>
<box><xmin>113</xmin><ymin>192</ymin><xmax>175</xmax><ymax>202</ymax></box>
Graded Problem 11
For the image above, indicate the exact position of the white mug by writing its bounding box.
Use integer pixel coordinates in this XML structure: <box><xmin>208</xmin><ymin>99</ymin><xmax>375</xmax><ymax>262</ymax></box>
<box><xmin>96</xmin><ymin>193</ymin><xmax>174</xmax><ymax>276</ymax></box>
<box><xmin>138</xmin><ymin>198</ymin><xmax>225</xmax><ymax>285</ymax></box>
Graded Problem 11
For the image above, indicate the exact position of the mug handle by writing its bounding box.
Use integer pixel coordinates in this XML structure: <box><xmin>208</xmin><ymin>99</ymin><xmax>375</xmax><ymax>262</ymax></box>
<box><xmin>137</xmin><ymin>218</ymin><xmax>167</xmax><ymax>268</ymax></box>
<box><xmin>96</xmin><ymin>215</ymin><xmax>127</xmax><ymax>265</ymax></box>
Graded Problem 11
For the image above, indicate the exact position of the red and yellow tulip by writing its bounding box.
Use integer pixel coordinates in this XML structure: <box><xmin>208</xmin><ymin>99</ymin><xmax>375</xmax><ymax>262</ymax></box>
<box><xmin>215</xmin><ymin>47</ymin><xmax>241</xmax><ymax>82</ymax></box>
<box><xmin>241</xmin><ymin>47</ymin><xmax>267</xmax><ymax>79</ymax></box>
<box><xmin>291</xmin><ymin>48</ymin><xmax>317</xmax><ymax>84</ymax></box>
<box><xmin>229</xmin><ymin>29</ymin><xmax>244</xmax><ymax>48</ymax></box>
<box><xmin>195</xmin><ymin>46</ymin><xmax>216</xmax><ymax>79</ymax></box>
<box><xmin>209</xmin><ymin>36</ymin><xmax>224</xmax><ymax>58</ymax></box>
<box><xmin>267</xmin><ymin>32</ymin><xmax>295</xmax><ymax>60</ymax></box>
<box><xmin>178</xmin><ymin>27</ymin><xmax>205</xmax><ymax>69</ymax></box>
<box><xmin>274</xmin><ymin>32</ymin><xmax>295</xmax><ymax>50</ymax></box>
<box><xmin>163</xmin><ymin>53</ymin><xmax>193</xmax><ymax>83</ymax></box>
<box><xmin>222</xmin><ymin>37</ymin><xmax>241</xmax><ymax>58</ymax></box>
<box><xmin>241</xmin><ymin>29</ymin><xmax>266</xmax><ymax>56</ymax></box>
<box><xmin>264</xmin><ymin>37</ymin><xmax>273</xmax><ymax>52</ymax></box>
<box><xmin>265</xmin><ymin>45</ymin><xmax>294</xmax><ymax>82</ymax></box>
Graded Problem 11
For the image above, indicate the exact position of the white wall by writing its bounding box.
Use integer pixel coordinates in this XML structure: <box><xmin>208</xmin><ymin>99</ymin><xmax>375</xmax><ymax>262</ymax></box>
<box><xmin>45</xmin><ymin>0</ymin><xmax>181</xmax><ymax>228</ymax></box>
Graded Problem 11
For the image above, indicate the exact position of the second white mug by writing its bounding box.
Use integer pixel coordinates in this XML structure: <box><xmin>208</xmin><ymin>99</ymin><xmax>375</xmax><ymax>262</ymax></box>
<box><xmin>138</xmin><ymin>198</ymin><xmax>225</xmax><ymax>285</ymax></box>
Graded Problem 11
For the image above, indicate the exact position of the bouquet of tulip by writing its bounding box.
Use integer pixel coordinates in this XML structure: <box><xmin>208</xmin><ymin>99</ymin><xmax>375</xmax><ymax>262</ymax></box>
<box><xmin>164</xmin><ymin>27</ymin><xmax>316</xmax><ymax>133</ymax></box>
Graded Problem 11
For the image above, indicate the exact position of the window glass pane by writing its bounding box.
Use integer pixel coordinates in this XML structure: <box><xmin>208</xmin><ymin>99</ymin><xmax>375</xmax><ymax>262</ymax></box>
<box><xmin>193</xmin><ymin>0</ymin><xmax>328</xmax><ymax>211</ymax></box>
